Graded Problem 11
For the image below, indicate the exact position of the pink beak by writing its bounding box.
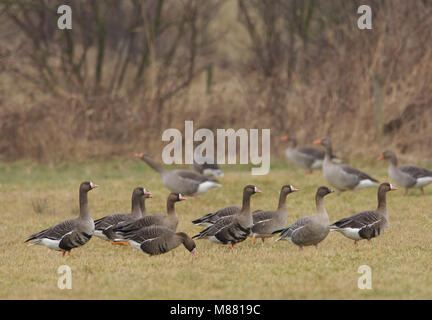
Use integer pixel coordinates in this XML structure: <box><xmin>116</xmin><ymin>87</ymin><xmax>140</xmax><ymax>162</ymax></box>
<box><xmin>145</xmin><ymin>191</ymin><xmax>153</xmax><ymax>198</ymax></box>
<box><xmin>255</xmin><ymin>188</ymin><xmax>262</xmax><ymax>193</ymax></box>
<box><xmin>190</xmin><ymin>249</ymin><xmax>197</xmax><ymax>256</ymax></box>
<box><xmin>92</xmin><ymin>184</ymin><xmax>99</xmax><ymax>189</ymax></box>
<box><xmin>391</xmin><ymin>186</ymin><xmax>398</xmax><ymax>191</ymax></box>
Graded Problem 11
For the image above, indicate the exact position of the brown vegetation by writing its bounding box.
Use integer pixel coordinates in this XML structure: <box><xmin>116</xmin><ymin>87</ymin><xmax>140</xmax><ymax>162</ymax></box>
<box><xmin>1</xmin><ymin>0</ymin><xmax>431</xmax><ymax>162</ymax></box>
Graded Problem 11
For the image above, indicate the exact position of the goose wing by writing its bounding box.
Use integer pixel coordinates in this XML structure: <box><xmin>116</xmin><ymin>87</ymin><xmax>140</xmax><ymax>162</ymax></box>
<box><xmin>341</xmin><ymin>165</ymin><xmax>378</xmax><ymax>182</ymax></box>
<box><xmin>25</xmin><ymin>219</ymin><xmax>76</xmax><ymax>242</ymax></box>
<box><xmin>399</xmin><ymin>164</ymin><xmax>432</xmax><ymax>179</ymax></box>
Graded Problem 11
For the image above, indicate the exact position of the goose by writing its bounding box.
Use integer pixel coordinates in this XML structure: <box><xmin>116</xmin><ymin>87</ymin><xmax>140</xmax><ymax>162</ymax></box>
<box><xmin>136</xmin><ymin>153</ymin><xmax>221</xmax><ymax>198</ymax></box>
<box><xmin>281</xmin><ymin>133</ymin><xmax>341</xmax><ymax>173</ymax></box>
<box><xmin>114</xmin><ymin>225</ymin><xmax>196</xmax><ymax>256</ymax></box>
<box><xmin>192</xmin><ymin>185</ymin><xmax>261</xmax><ymax>248</ymax></box>
<box><xmin>25</xmin><ymin>181</ymin><xmax>98</xmax><ymax>257</ymax></box>
<box><xmin>273</xmin><ymin>186</ymin><xmax>333</xmax><ymax>250</ymax></box>
<box><xmin>112</xmin><ymin>193</ymin><xmax>186</xmax><ymax>244</ymax></box>
<box><xmin>93</xmin><ymin>187</ymin><xmax>152</xmax><ymax>242</ymax></box>
<box><xmin>188</xmin><ymin>138</ymin><xmax>224</xmax><ymax>177</ymax></box>
<box><xmin>378</xmin><ymin>150</ymin><xmax>432</xmax><ymax>196</ymax></box>
<box><xmin>314</xmin><ymin>138</ymin><xmax>378</xmax><ymax>192</ymax></box>
<box><xmin>250</xmin><ymin>184</ymin><xmax>299</xmax><ymax>245</ymax></box>
<box><xmin>330</xmin><ymin>182</ymin><xmax>397</xmax><ymax>244</ymax></box>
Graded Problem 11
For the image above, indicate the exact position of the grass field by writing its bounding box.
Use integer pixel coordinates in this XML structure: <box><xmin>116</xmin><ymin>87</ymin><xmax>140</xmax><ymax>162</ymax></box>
<box><xmin>1</xmin><ymin>159</ymin><xmax>432</xmax><ymax>299</ymax></box>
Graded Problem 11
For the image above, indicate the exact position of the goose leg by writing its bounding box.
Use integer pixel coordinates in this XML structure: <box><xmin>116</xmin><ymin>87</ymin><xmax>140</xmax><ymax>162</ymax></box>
<box><xmin>314</xmin><ymin>244</ymin><xmax>318</xmax><ymax>250</ymax></box>
<box><xmin>354</xmin><ymin>240</ymin><xmax>358</xmax><ymax>246</ymax></box>
<box><xmin>111</xmin><ymin>241</ymin><xmax>131</xmax><ymax>246</ymax></box>
<box><xmin>421</xmin><ymin>187</ymin><xmax>425</xmax><ymax>196</ymax></box>
<box><xmin>298</xmin><ymin>246</ymin><xmax>303</xmax><ymax>252</ymax></box>
<box><xmin>251</xmin><ymin>236</ymin><xmax>256</xmax><ymax>245</ymax></box>
<box><xmin>194</xmin><ymin>195</ymin><xmax>200</xmax><ymax>200</ymax></box>
<box><xmin>261</xmin><ymin>238</ymin><xmax>265</xmax><ymax>244</ymax></box>
<box><xmin>228</xmin><ymin>243</ymin><xmax>234</xmax><ymax>249</ymax></box>
<box><xmin>68</xmin><ymin>251</ymin><xmax>71</xmax><ymax>257</ymax></box>
<box><xmin>62</xmin><ymin>251</ymin><xmax>66</xmax><ymax>257</ymax></box>
<box><xmin>403</xmin><ymin>189</ymin><xmax>408</xmax><ymax>197</ymax></box>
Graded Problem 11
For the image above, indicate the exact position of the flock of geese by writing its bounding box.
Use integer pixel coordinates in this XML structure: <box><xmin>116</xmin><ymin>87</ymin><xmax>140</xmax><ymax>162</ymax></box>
<box><xmin>25</xmin><ymin>135</ymin><xmax>432</xmax><ymax>257</ymax></box>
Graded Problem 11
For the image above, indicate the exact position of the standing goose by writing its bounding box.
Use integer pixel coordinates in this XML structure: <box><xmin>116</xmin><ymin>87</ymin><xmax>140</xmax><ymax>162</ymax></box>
<box><xmin>378</xmin><ymin>150</ymin><xmax>432</xmax><ymax>196</ymax></box>
<box><xmin>25</xmin><ymin>181</ymin><xmax>98</xmax><ymax>257</ymax></box>
<box><xmin>281</xmin><ymin>133</ymin><xmax>341</xmax><ymax>173</ymax></box>
<box><xmin>330</xmin><ymin>183</ymin><xmax>397</xmax><ymax>244</ymax></box>
<box><xmin>112</xmin><ymin>193</ymin><xmax>186</xmax><ymax>243</ymax></box>
<box><xmin>273</xmin><ymin>186</ymin><xmax>333</xmax><ymax>250</ymax></box>
<box><xmin>314</xmin><ymin>138</ymin><xmax>378</xmax><ymax>192</ymax></box>
<box><xmin>192</xmin><ymin>185</ymin><xmax>261</xmax><ymax>248</ymax></box>
<box><xmin>93</xmin><ymin>187</ymin><xmax>152</xmax><ymax>242</ymax></box>
<box><xmin>114</xmin><ymin>225</ymin><xmax>196</xmax><ymax>256</ymax></box>
<box><xmin>136</xmin><ymin>153</ymin><xmax>221</xmax><ymax>198</ymax></box>
<box><xmin>250</xmin><ymin>184</ymin><xmax>299</xmax><ymax>245</ymax></box>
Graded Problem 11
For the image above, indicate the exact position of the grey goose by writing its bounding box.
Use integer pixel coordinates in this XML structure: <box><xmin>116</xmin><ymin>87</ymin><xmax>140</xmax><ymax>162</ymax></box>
<box><xmin>25</xmin><ymin>181</ymin><xmax>98</xmax><ymax>257</ymax></box>
<box><xmin>136</xmin><ymin>153</ymin><xmax>221</xmax><ymax>198</ymax></box>
<box><xmin>94</xmin><ymin>187</ymin><xmax>152</xmax><ymax>242</ymax></box>
<box><xmin>378</xmin><ymin>150</ymin><xmax>432</xmax><ymax>196</ymax></box>
<box><xmin>112</xmin><ymin>193</ymin><xmax>186</xmax><ymax>244</ymax></box>
<box><xmin>250</xmin><ymin>184</ymin><xmax>299</xmax><ymax>245</ymax></box>
<box><xmin>330</xmin><ymin>183</ymin><xmax>397</xmax><ymax>244</ymax></box>
<box><xmin>274</xmin><ymin>186</ymin><xmax>333</xmax><ymax>250</ymax></box>
<box><xmin>114</xmin><ymin>225</ymin><xmax>196</xmax><ymax>256</ymax></box>
<box><xmin>314</xmin><ymin>138</ymin><xmax>378</xmax><ymax>192</ymax></box>
<box><xmin>281</xmin><ymin>133</ymin><xmax>341</xmax><ymax>173</ymax></box>
<box><xmin>192</xmin><ymin>185</ymin><xmax>261</xmax><ymax>248</ymax></box>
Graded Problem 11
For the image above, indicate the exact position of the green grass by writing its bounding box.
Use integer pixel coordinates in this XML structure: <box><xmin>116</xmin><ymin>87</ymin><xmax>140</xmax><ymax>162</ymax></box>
<box><xmin>1</xmin><ymin>160</ymin><xmax>432</xmax><ymax>299</ymax></box>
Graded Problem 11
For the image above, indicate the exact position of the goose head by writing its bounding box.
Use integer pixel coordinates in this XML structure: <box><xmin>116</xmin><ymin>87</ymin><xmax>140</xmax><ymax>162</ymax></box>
<box><xmin>80</xmin><ymin>181</ymin><xmax>99</xmax><ymax>193</ymax></box>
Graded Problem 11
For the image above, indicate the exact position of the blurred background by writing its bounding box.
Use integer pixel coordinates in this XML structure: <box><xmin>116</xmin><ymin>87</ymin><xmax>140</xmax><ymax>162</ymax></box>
<box><xmin>0</xmin><ymin>0</ymin><xmax>431</xmax><ymax>163</ymax></box>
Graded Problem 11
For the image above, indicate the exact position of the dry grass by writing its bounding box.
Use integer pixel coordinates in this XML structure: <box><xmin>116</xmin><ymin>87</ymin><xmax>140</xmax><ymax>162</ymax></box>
<box><xmin>1</xmin><ymin>159</ymin><xmax>432</xmax><ymax>299</ymax></box>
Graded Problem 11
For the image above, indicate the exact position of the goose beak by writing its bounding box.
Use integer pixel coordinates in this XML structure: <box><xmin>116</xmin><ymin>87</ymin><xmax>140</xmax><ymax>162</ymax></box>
<box><xmin>390</xmin><ymin>185</ymin><xmax>398</xmax><ymax>191</ymax></box>
<box><xmin>280</xmin><ymin>136</ymin><xmax>289</xmax><ymax>141</ymax></box>
<box><xmin>135</xmin><ymin>153</ymin><xmax>144</xmax><ymax>158</ymax></box>
<box><xmin>180</xmin><ymin>196</ymin><xmax>187</xmax><ymax>201</ymax></box>
<box><xmin>378</xmin><ymin>154</ymin><xmax>384</xmax><ymax>160</ymax></box>
<box><xmin>329</xmin><ymin>189</ymin><xmax>334</xmax><ymax>193</ymax></box>
<box><xmin>313</xmin><ymin>139</ymin><xmax>322</xmax><ymax>145</ymax></box>
<box><xmin>145</xmin><ymin>191</ymin><xmax>153</xmax><ymax>198</ymax></box>
<box><xmin>190</xmin><ymin>249</ymin><xmax>197</xmax><ymax>256</ymax></box>
<box><xmin>291</xmin><ymin>187</ymin><xmax>300</xmax><ymax>192</ymax></box>
<box><xmin>91</xmin><ymin>183</ymin><xmax>99</xmax><ymax>189</ymax></box>
<box><xmin>255</xmin><ymin>188</ymin><xmax>262</xmax><ymax>193</ymax></box>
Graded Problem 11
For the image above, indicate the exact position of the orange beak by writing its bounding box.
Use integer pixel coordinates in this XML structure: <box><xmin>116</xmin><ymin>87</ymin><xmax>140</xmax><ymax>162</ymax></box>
<box><xmin>313</xmin><ymin>139</ymin><xmax>322</xmax><ymax>145</ymax></box>
<box><xmin>135</xmin><ymin>153</ymin><xmax>144</xmax><ymax>158</ymax></box>
<box><xmin>280</xmin><ymin>136</ymin><xmax>289</xmax><ymax>141</ymax></box>
<box><xmin>378</xmin><ymin>154</ymin><xmax>384</xmax><ymax>160</ymax></box>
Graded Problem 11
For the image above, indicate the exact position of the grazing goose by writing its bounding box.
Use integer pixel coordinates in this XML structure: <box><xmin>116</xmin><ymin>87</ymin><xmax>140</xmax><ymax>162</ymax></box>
<box><xmin>281</xmin><ymin>133</ymin><xmax>341</xmax><ymax>173</ymax></box>
<box><xmin>250</xmin><ymin>185</ymin><xmax>299</xmax><ymax>245</ymax></box>
<box><xmin>378</xmin><ymin>150</ymin><xmax>432</xmax><ymax>196</ymax></box>
<box><xmin>112</xmin><ymin>193</ymin><xmax>186</xmax><ymax>244</ymax></box>
<box><xmin>114</xmin><ymin>225</ymin><xmax>196</xmax><ymax>256</ymax></box>
<box><xmin>192</xmin><ymin>185</ymin><xmax>261</xmax><ymax>248</ymax></box>
<box><xmin>25</xmin><ymin>181</ymin><xmax>98</xmax><ymax>257</ymax></box>
<box><xmin>93</xmin><ymin>187</ymin><xmax>152</xmax><ymax>242</ymax></box>
<box><xmin>330</xmin><ymin>183</ymin><xmax>397</xmax><ymax>244</ymax></box>
<box><xmin>273</xmin><ymin>186</ymin><xmax>333</xmax><ymax>250</ymax></box>
<box><xmin>314</xmin><ymin>138</ymin><xmax>378</xmax><ymax>192</ymax></box>
<box><xmin>136</xmin><ymin>153</ymin><xmax>221</xmax><ymax>198</ymax></box>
